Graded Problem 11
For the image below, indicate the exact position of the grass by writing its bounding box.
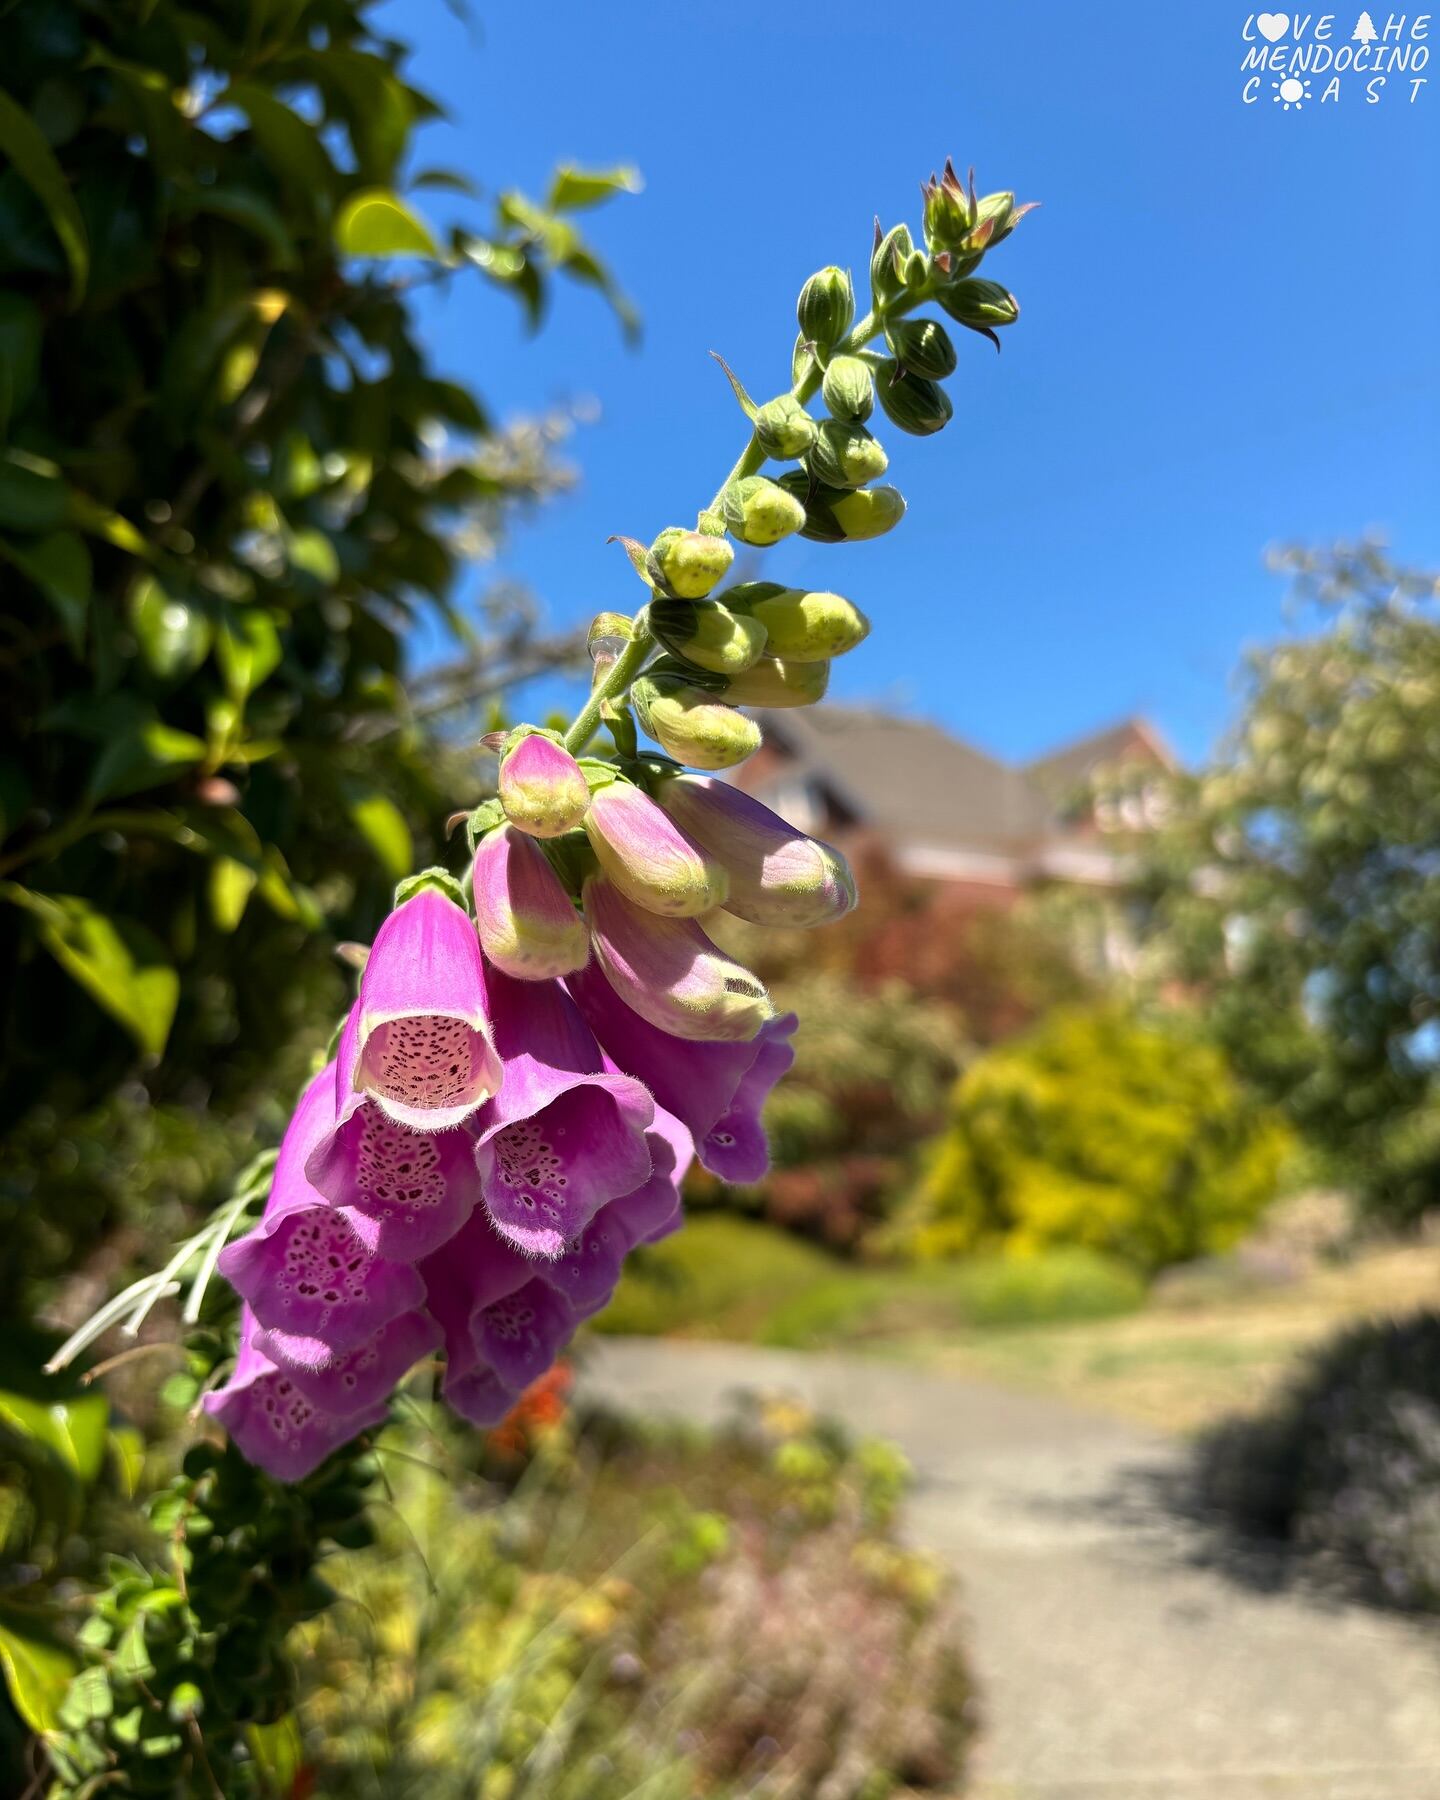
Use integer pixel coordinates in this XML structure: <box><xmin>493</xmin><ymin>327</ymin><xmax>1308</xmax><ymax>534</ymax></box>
<box><xmin>595</xmin><ymin>1214</ymin><xmax>1440</xmax><ymax>1434</ymax></box>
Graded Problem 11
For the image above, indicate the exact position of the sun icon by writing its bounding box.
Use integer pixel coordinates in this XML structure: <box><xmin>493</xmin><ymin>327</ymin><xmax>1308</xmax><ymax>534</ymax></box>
<box><xmin>1272</xmin><ymin>75</ymin><xmax>1311</xmax><ymax>109</ymax></box>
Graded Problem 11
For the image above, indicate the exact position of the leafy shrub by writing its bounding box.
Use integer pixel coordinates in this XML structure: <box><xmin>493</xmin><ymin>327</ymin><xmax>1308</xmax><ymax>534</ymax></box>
<box><xmin>941</xmin><ymin>1248</ymin><xmax>1145</xmax><ymax>1326</ymax></box>
<box><xmin>296</xmin><ymin>1400</ymin><xmax>973</xmax><ymax>1799</ymax></box>
<box><xmin>899</xmin><ymin>1005</ymin><xmax>1293</xmax><ymax>1272</ymax></box>
<box><xmin>1196</xmin><ymin>1312</ymin><xmax>1440</xmax><ymax>1611</ymax></box>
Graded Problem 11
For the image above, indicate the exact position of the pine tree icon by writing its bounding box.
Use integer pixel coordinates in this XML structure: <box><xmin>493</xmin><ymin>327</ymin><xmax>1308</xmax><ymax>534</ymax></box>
<box><xmin>1353</xmin><ymin>10</ymin><xmax>1378</xmax><ymax>40</ymax></box>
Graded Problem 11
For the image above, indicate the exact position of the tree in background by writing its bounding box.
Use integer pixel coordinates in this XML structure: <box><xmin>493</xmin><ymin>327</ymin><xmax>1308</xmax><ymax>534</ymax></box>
<box><xmin>0</xmin><ymin>0</ymin><xmax>635</xmax><ymax>1315</ymax></box>
<box><xmin>1108</xmin><ymin>543</ymin><xmax>1440</xmax><ymax>1221</ymax></box>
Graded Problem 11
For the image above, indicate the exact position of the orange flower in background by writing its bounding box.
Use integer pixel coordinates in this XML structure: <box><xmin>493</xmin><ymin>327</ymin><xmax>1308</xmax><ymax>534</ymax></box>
<box><xmin>489</xmin><ymin>1361</ymin><xmax>573</xmax><ymax>1458</ymax></box>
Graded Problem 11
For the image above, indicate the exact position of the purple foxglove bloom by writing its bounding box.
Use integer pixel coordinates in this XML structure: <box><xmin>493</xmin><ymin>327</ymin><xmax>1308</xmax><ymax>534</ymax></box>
<box><xmin>472</xmin><ymin>966</ymin><xmax>653</xmax><ymax>1257</ymax></box>
<box><xmin>285</xmin><ymin>1062</ymin><xmax>479</xmax><ymax>1262</ymax></box>
<box><xmin>582</xmin><ymin>780</ymin><xmax>728</xmax><ymax>918</ymax></box>
<box><xmin>653</xmin><ymin>774</ymin><xmax>857</xmax><ymax>928</ymax></box>
<box><xmin>253</xmin><ymin>1309</ymin><xmax>439</xmax><ymax>1416</ymax></box>
<box><xmin>203</xmin><ymin>1308</ymin><xmax>387</xmax><ymax>1483</ymax></box>
<box><xmin>446</xmin><ymin>1364</ymin><xmax>522</xmax><ymax>1429</ymax></box>
<box><xmin>570</xmin><ymin>961</ymin><xmax>796</xmax><ymax>1180</ymax></box>
<box><xmin>336</xmin><ymin>884</ymin><xmax>502</xmax><ymax>1132</ymax></box>
<box><xmin>472</xmin><ymin>824</ymin><xmax>589</xmax><ymax>981</ymax></box>
<box><xmin>499</xmin><ymin>730</ymin><xmax>590</xmax><ymax>838</ymax></box>
<box><xmin>419</xmin><ymin>1209</ymin><xmax>531</xmax><ymax>1379</ymax></box>
<box><xmin>582</xmin><ymin>874</ymin><xmax>773</xmax><ymax>1043</ymax></box>
<box><xmin>218</xmin><ymin>1085</ymin><xmax>425</xmax><ymax>1360</ymax></box>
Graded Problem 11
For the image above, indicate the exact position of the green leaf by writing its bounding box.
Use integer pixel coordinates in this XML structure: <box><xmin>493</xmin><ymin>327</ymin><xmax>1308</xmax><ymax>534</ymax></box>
<box><xmin>0</xmin><ymin>90</ymin><xmax>88</xmax><ymax>304</ymax></box>
<box><xmin>342</xmin><ymin>782</ymin><xmax>413</xmax><ymax>879</ymax></box>
<box><xmin>0</xmin><ymin>1607</ymin><xmax>78</xmax><ymax>1733</ymax></box>
<box><xmin>57</xmin><ymin>1664</ymin><xmax>113</xmax><ymax>1732</ymax></box>
<box><xmin>0</xmin><ymin>885</ymin><xmax>179</xmax><ymax>1057</ymax></box>
<box><xmin>86</xmin><ymin>718</ymin><xmax>207</xmax><ymax>804</ymax></box>
<box><xmin>0</xmin><ymin>530</ymin><xmax>91</xmax><ymax>652</ymax></box>
<box><xmin>286</xmin><ymin>527</ymin><xmax>340</xmax><ymax>583</ymax></box>
<box><xmin>216</xmin><ymin>606</ymin><xmax>282</xmax><ymax>701</ymax></box>
<box><xmin>547</xmin><ymin>163</ymin><xmax>643</xmax><ymax>213</ymax></box>
<box><xmin>411</xmin><ymin>166</ymin><xmax>479</xmax><ymax>196</ymax></box>
<box><xmin>335</xmin><ymin>188</ymin><xmax>440</xmax><ymax>258</ymax></box>
<box><xmin>109</xmin><ymin>1426</ymin><xmax>145</xmax><ymax>1499</ymax></box>
<box><xmin>208</xmin><ymin>855</ymin><xmax>257</xmax><ymax>933</ymax></box>
<box><xmin>0</xmin><ymin>453</ymin><xmax>68</xmax><ymax>529</ymax></box>
<box><xmin>229</xmin><ymin>83</ymin><xmax>335</xmax><ymax>209</ymax></box>
<box><xmin>0</xmin><ymin>293</ymin><xmax>42</xmax><ymax>432</ymax></box>
<box><xmin>129</xmin><ymin>575</ymin><xmax>211</xmax><ymax>680</ymax></box>
<box><xmin>0</xmin><ymin>1389</ymin><xmax>109</xmax><ymax>1484</ymax></box>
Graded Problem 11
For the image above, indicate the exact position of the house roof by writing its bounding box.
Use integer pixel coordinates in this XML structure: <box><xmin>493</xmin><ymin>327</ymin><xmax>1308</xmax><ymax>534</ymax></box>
<box><xmin>1025</xmin><ymin>718</ymin><xmax>1176</xmax><ymax>808</ymax></box>
<box><xmin>751</xmin><ymin>705</ymin><xmax>1171</xmax><ymax>857</ymax></box>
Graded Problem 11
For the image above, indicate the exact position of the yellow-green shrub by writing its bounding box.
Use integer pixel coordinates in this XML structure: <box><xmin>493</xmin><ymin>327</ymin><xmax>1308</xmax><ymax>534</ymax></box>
<box><xmin>901</xmin><ymin>1006</ymin><xmax>1292</xmax><ymax>1271</ymax></box>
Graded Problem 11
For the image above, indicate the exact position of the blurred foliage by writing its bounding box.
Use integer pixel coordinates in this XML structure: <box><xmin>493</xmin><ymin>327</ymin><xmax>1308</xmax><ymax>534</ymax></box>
<box><xmin>900</xmin><ymin>1005</ymin><xmax>1293</xmax><ymax>1272</ymax></box>
<box><xmin>296</xmin><ymin>1395</ymin><xmax>971</xmax><ymax>1799</ymax></box>
<box><xmin>1197</xmin><ymin>1312</ymin><xmax>1440</xmax><ymax>1612</ymax></box>
<box><xmin>1104</xmin><ymin>542</ymin><xmax>1440</xmax><ymax>1220</ymax></box>
<box><xmin>0</xmin><ymin>0</ymin><xmax>632</xmax><ymax>1305</ymax></box>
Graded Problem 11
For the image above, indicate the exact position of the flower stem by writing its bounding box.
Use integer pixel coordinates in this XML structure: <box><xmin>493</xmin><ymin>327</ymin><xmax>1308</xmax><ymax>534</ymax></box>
<box><xmin>562</xmin><ymin>622</ymin><xmax>655</xmax><ymax>754</ymax></box>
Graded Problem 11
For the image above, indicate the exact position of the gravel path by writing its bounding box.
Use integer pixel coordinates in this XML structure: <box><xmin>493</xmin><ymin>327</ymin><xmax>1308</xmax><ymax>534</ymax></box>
<box><xmin>579</xmin><ymin>1337</ymin><xmax>1440</xmax><ymax>1800</ymax></box>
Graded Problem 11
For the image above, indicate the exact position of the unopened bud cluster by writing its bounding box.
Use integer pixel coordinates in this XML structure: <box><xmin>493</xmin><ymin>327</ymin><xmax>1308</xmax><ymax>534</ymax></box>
<box><xmin>205</xmin><ymin>158</ymin><xmax>1030</xmax><ymax>1481</ymax></box>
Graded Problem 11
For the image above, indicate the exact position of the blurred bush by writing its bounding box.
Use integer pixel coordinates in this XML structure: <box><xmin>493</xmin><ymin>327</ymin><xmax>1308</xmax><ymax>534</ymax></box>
<box><xmin>296</xmin><ymin>1398</ymin><xmax>973</xmax><ymax>1799</ymax></box>
<box><xmin>899</xmin><ymin>1005</ymin><xmax>1293</xmax><ymax>1272</ymax></box>
<box><xmin>0</xmin><ymin>0</ymin><xmax>631</xmax><ymax>1314</ymax></box>
<box><xmin>1196</xmin><ymin>1313</ymin><xmax>1440</xmax><ymax>1611</ymax></box>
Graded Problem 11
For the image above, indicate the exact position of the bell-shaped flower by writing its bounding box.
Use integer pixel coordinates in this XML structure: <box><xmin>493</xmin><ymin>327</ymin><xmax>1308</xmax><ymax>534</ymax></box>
<box><xmin>203</xmin><ymin>1308</ymin><xmax>387</xmax><ymax>1483</ymax></box>
<box><xmin>472</xmin><ymin>824</ymin><xmax>589</xmax><ymax>981</ymax></box>
<box><xmin>472</xmin><ymin>966</ymin><xmax>653</xmax><ymax>1257</ymax></box>
<box><xmin>498</xmin><ymin>730</ymin><xmax>590</xmax><ymax>838</ymax></box>
<box><xmin>569</xmin><ymin>961</ymin><xmax>795</xmax><ymax>1179</ymax></box>
<box><xmin>471</xmin><ymin>1278</ymin><xmax>577</xmax><ymax>1393</ymax></box>
<box><xmin>447</xmin><ymin>1364</ymin><xmax>523</xmax><ymax>1429</ymax></box>
<box><xmin>582</xmin><ymin>780</ymin><xmax>728</xmax><ymax>918</ymax></box>
<box><xmin>291</xmin><ymin>1062</ymin><xmax>479</xmax><ymax>1263</ymax></box>
<box><xmin>582</xmin><ymin>874</ymin><xmax>774</xmax><ymax>1043</ymax></box>
<box><xmin>218</xmin><ymin>1083</ymin><xmax>425</xmax><ymax>1364</ymax></box>
<box><xmin>253</xmin><ymin>1309</ymin><xmax>439</xmax><ymax>1417</ymax></box>
<box><xmin>336</xmin><ymin>882</ymin><xmax>501</xmax><ymax>1132</ymax></box>
<box><xmin>653</xmin><ymin>774</ymin><xmax>856</xmax><ymax>928</ymax></box>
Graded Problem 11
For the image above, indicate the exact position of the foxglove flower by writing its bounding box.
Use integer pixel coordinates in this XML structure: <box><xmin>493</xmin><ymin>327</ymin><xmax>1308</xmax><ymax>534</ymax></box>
<box><xmin>570</xmin><ymin>961</ymin><xmax>795</xmax><ymax>1180</ymax></box>
<box><xmin>252</xmin><ymin>1309</ymin><xmax>440</xmax><ymax>1417</ymax></box>
<box><xmin>203</xmin><ymin>1308</ymin><xmax>387</xmax><ymax>1483</ymax></box>
<box><xmin>653</xmin><ymin>774</ymin><xmax>856</xmax><ymax>928</ymax></box>
<box><xmin>472</xmin><ymin>966</ymin><xmax>653</xmax><ymax>1257</ymax></box>
<box><xmin>498</xmin><ymin>731</ymin><xmax>590</xmax><ymax>838</ymax></box>
<box><xmin>582</xmin><ymin>874</ymin><xmax>773</xmax><ymax>1043</ymax></box>
<box><xmin>583</xmin><ymin>780</ymin><xmax>728</xmax><ymax>918</ymax></box>
<box><xmin>336</xmin><ymin>882</ymin><xmax>501</xmax><ymax>1132</ymax></box>
<box><xmin>472</xmin><ymin>824</ymin><xmax>589</xmax><ymax>981</ymax></box>
<box><xmin>293</xmin><ymin>1062</ymin><xmax>479</xmax><ymax>1262</ymax></box>
<box><xmin>218</xmin><ymin>1084</ymin><xmax>425</xmax><ymax>1366</ymax></box>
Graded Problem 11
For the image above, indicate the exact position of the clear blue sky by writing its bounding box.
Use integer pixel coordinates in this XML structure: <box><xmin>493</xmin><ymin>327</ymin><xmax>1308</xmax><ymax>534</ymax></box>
<box><xmin>386</xmin><ymin>0</ymin><xmax>1438</xmax><ymax>765</ymax></box>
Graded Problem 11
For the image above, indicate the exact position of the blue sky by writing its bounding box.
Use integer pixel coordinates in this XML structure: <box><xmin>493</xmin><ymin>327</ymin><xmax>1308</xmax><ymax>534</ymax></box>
<box><xmin>387</xmin><ymin>0</ymin><xmax>1438</xmax><ymax>766</ymax></box>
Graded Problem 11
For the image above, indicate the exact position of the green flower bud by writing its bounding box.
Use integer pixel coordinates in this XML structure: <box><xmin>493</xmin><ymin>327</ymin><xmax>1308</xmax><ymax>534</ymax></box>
<box><xmin>774</xmin><ymin>472</ymin><xmax>906</xmax><ymax>543</ymax></box>
<box><xmin>721</xmin><ymin>582</ymin><xmax>870</xmax><ymax>662</ymax></box>
<box><xmin>796</xmin><ymin>265</ymin><xmax>854</xmax><ymax>352</ymax></box>
<box><xmin>648</xmin><ymin>597</ymin><xmax>769</xmax><ymax>675</ymax></box>
<box><xmin>720</xmin><ymin>474</ymin><xmax>807</xmax><ymax>547</ymax></box>
<box><xmin>973</xmin><ymin>191</ymin><xmax>1015</xmax><ymax>246</ymax></box>
<box><xmin>885</xmin><ymin>317</ymin><xmax>957</xmax><ymax>380</ymax></box>
<box><xmin>938</xmin><ymin>277</ymin><xmax>1020</xmax><ymax>332</ymax></box>
<box><xmin>821</xmin><ymin>354</ymin><xmax>874</xmax><ymax>423</ymax></box>
<box><xmin>722</xmin><ymin>655</ymin><xmax>830</xmax><ymax>710</ymax></box>
<box><xmin>805</xmin><ymin>418</ymin><xmax>889</xmax><ymax>491</ymax></box>
<box><xmin>921</xmin><ymin>161</ymin><xmax>975</xmax><ymax>252</ymax></box>
<box><xmin>753</xmin><ymin>395</ymin><xmax>817</xmax><ymax>461</ymax></box>
<box><xmin>870</xmin><ymin>223</ymin><xmax>914</xmax><ymax>311</ymax></box>
<box><xmin>873</xmin><ymin>360</ymin><xmax>953</xmax><ymax>437</ymax></box>
<box><xmin>650</xmin><ymin>527</ymin><xmax>735</xmax><ymax>599</ymax></box>
<box><xmin>633</xmin><ymin>672</ymin><xmax>762</xmax><ymax>770</ymax></box>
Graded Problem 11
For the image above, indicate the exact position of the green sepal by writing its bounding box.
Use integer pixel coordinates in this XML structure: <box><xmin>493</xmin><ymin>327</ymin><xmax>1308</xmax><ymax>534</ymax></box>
<box><xmin>393</xmin><ymin>866</ymin><xmax>466</xmax><ymax>908</ymax></box>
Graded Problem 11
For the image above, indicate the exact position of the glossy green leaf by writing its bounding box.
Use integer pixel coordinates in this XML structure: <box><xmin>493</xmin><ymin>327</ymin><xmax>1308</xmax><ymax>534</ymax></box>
<box><xmin>1</xmin><ymin>529</ymin><xmax>91</xmax><ymax>652</ymax></box>
<box><xmin>57</xmin><ymin>1664</ymin><xmax>113</xmax><ymax>1731</ymax></box>
<box><xmin>342</xmin><ymin>782</ymin><xmax>413</xmax><ymax>879</ymax></box>
<box><xmin>0</xmin><ymin>90</ymin><xmax>88</xmax><ymax>303</ymax></box>
<box><xmin>286</xmin><ymin>527</ymin><xmax>340</xmax><ymax>582</ymax></box>
<box><xmin>229</xmin><ymin>83</ymin><xmax>335</xmax><ymax>207</ymax></box>
<box><xmin>0</xmin><ymin>1607</ymin><xmax>78</xmax><ymax>1733</ymax></box>
<box><xmin>0</xmin><ymin>885</ymin><xmax>179</xmax><ymax>1057</ymax></box>
<box><xmin>129</xmin><ymin>575</ymin><xmax>211</xmax><ymax>680</ymax></box>
<box><xmin>109</xmin><ymin>1425</ymin><xmax>145</xmax><ymax>1499</ymax></box>
<box><xmin>335</xmin><ymin>188</ymin><xmax>439</xmax><ymax>258</ymax></box>
<box><xmin>0</xmin><ymin>453</ymin><xmax>68</xmax><ymax>529</ymax></box>
<box><xmin>547</xmin><ymin>163</ymin><xmax>642</xmax><ymax>213</ymax></box>
<box><xmin>0</xmin><ymin>1388</ymin><xmax>108</xmax><ymax>1483</ymax></box>
<box><xmin>216</xmin><ymin>606</ymin><xmax>283</xmax><ymax>701</ymax></box>
<box><xmin>85</xmin><ymin>717</ymin><xmax>207</xmax><ymax>803</ymax></box>
<box><xmin>186</xmin><ymin>186</ymin><xmax>298</xmax><ymax>269</ymax></box>
<box><xmin>209</xmin><ymin>855</ymin><xmax>257</xmax><ymax>932</ymax></box>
